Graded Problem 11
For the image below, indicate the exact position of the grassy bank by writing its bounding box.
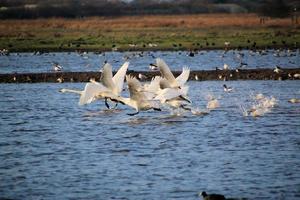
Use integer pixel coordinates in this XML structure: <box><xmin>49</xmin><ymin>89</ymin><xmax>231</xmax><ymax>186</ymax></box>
<box><xmin>0</xmin><ymin>14</ymin><xmax>299</xmax><ymax>52</ymax></box>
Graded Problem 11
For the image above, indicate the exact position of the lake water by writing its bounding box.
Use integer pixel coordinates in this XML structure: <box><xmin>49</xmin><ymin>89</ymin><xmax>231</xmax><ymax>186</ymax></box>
<box><xmin>0</xmin><ymin>80</ymin><xmax>299</xmax><ymax>200</ymax></box>
<box><xmin>0</xmin><ymin>49</ymin><xmax>299</xmax><ymax>73</ymax></box>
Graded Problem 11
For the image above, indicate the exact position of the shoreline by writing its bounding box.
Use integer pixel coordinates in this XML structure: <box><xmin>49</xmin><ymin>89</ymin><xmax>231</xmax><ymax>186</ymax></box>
<box><xmin>1</xmin><ymin>68</ymin><xmax>299</xmax><ymax>83</ymax></box>
<box><xmin>2</xmin><ymin>45</ymin><xmax>299</xmax><ymax>53</ymax></box>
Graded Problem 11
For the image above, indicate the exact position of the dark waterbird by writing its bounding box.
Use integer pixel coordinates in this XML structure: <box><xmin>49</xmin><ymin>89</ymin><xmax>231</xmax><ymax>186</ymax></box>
<box><xmin>201</xmin><ymin>191</ymin><xmax>226</xmax><ymax>200</ymax></box>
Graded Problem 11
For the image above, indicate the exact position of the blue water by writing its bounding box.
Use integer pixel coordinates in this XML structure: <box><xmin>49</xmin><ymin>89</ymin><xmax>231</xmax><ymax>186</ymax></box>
<box><xmin>0</xmin><ymin>80</ymin><xmax>299</xmax><ymax>200</ymax></box>
<box><xmin>0</xmin><ymin>49</ymin><xmax>299</xmax><ymax>73</ymax></box>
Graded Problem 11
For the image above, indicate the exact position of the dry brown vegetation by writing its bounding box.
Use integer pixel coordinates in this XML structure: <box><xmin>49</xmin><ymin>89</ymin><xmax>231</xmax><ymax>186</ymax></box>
<box><xmin>0</xmin><ymin>14</ymin><xmax>298</xmax><ymax>51</ymax></box>
<box><xmin>0</xmin><ymin>14</ymin><xmax>296</xmax><ymax>31</ymax></box>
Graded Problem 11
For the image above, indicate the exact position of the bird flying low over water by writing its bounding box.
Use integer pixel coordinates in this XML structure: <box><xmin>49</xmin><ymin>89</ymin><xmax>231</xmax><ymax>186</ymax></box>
<box><xmin>106</xmin><ymin>75</ymin><xmax>162</xmax><ymax>116</ymax></box>
<box><xmin>149</xmin><ymin>59</ymin><xmax>192</xmax><ymax>110</ymax></box>
<box><xmin>143</xmin><ymin>76</ymin><xmax>192</xmax><ymax>111</ymax></box>
<box><xmin>60</xmin><ymin>61</ymin><xmax>129</xmax><ymax>108</ymax></box>
<box><xmin>155</xmin><ymin>58</ymin><xmax>190</xmax><ymax>88</ymax></box>
<box><xmin>59</xmin><ymin>58</ymin><xmax>197</xmax><ymax>115</ymax></box>
<box><xmin>99</xmin><ymin>61</ymin><xmax>129</xmax><ymax>108</ymax></box>
<box><xmin>60</xmin><ymin>82</ymin><xmax>110</xmax><ymax>105</ymax></box>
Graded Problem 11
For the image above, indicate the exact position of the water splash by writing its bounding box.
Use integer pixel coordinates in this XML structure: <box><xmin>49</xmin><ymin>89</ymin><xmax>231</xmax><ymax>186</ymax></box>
<box><xmin>205</xmin><ymin>93</ymin><xmax>220</xmax><ymax>110</ymax></box>
<box><xmin>239</xmin><ymin>93</ymin><xmax>278</xmax><ymax>117</ymax></box>
<box><xmin>191</xmin><ymin>107</ymin><xmax>210</xmax><ymax>116</ymax></box>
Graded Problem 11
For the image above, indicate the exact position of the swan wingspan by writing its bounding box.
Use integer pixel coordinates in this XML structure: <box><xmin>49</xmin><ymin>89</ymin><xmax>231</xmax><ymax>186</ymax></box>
<box><xmin>143</xmin><ymin>76</ymin><xmax>163</xmax><ymax>99</ymax></box>
<box><xmin>175</xmin><ymin>67</ymin><xmax>190</xmax><ymax>86</ymax></box>
<box><xmin>156</xmin><ymin>58</ymin><xmax>177</xmax><ymax>87</ymax></box>
<box><xmin>100</xmin><ymin>63</ymin><xmax>116</xmax><ymax>91</ymax></box>
<box><xmin>79</xmin><ymin>82</ymin><xmax>109</xmax><ymax>105</ymax></box>
<box><xmin>126</xmin><ymin>75</ymin><xmax>145</xmax><ymax>100</ymax></box>
<box><xmin>112</xmin><ymin>61</ymin><xmax>129</xmax><ymax>94</ymax></box>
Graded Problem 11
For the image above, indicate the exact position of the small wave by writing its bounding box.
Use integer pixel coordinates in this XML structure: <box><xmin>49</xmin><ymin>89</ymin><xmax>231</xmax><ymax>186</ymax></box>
<box><xmin>12</xmin><ymin>128</ymin><xmax>51</xmax><ymax>133</ymax></box>
<box><xmin>8</xmin><ymin>121</ymin><xmax>28</xmax><ymax>126</ymax></box>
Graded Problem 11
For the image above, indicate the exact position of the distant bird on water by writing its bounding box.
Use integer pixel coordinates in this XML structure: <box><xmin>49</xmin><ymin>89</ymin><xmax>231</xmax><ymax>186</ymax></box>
<box><xmin>149</xmin><ymin>63</ymin><xmax>158</xmax><ymax>71</ymax></box>
<box><xmin>223</xmin><ymin>63</ymin><xmax>229</xmax><ymax>70</ymax></box>
<box><xmin>293</xmin><ymin>73</ymin><xmax>300</xmax><ymax>79</ymax></box>
<box><xmin>200</xmin><ymin>191</ymin><xmax>226</xmax><ymax>200</ymax></box>
<box><xmin>288</xmin><ymin>98</ymin><xmax>300</xmax><ymax>103</ymax></box>
<box><xmin>53</xmin><ymin>62</ymin><xmax>63</xmax><ymax>71</ymax></box>
<box><xmin>223</xmin><ymin>84</ymin><xmax>233</xmax><ymax>92</ymax></box>
<box><xmin>138</xmin><ymin>73</ymin><xmax>147</xmax><ymax>81</ymax></box>
<box><xmin>273</xmin><ymin>65</ymin><xmax>282</xmax><ymax>73</ymax></box>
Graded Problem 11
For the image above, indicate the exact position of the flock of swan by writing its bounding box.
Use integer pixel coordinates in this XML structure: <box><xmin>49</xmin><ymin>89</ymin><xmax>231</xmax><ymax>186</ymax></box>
<box><xmin>60</xmin><ymin>58</ymin><xmax>298</xmax><ymax>117</ymax></box>
<box><xmin>60</xmin><ymin>58</ymin><xmax>194</xmax><ymax>116</ymax></box>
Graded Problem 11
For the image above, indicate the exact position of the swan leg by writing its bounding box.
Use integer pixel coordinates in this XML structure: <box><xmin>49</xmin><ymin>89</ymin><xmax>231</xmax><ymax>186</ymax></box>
<box><xmin>179</xmin><ymin>95</ymin><xmax>191</xmax><ymax>103</ymax></box>
<box><xmin>110</xmin><ymin>98</ymin><xmax>125</xmax><ymax>105</ymax></box>
<box><xmin>127</xmin><ymin>111</ymin><xmax>139</xmax><ymax>116</ymax></box>
<box><xmin>105</xmin><ymin>98</ymin><xmax>110</xmax><ymax>109</ymax></box>
<box><xmin>180</xmin><ymin>105</ymin><xmax>191</xmax><ymax>111</ymax></box>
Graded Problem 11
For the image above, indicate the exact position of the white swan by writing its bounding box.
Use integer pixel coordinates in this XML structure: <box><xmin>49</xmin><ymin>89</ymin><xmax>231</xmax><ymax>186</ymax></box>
<box><xmin>60</xmin><ymin>61</ymin><xmax>129</xmax><ymax>107</ymax></box>
<box><xmin>110</xmin><ymin>75</ymin><xmax>161</xmax><ymax>116</ymax></box>
<box><xmin>100</xmin><ymin>61</ymin><xmax>129</xmax><ymax>96</ymax></box>
<box><xmin>144</xmin><ymin>76</ymin><xmax>191</xmax><ymax>110</ymax></box>
<box><xmin>99</xmin><ymin>61</ymin><xmax>129</xmax><ymax>108</ymax></box>
<box><xmin>154</xmin><ymin>58</ymin><xmax>191</xmax><ymax>106</ymax></box>
<box><xmin>60</xmin><ymin>82</ymin><xmax>110</xmax><ymax>105</ymax></box>
<box><xmin>155</xmin><ymin>58</ymin><xmax>190</xmax><ymax>88</ymax></box>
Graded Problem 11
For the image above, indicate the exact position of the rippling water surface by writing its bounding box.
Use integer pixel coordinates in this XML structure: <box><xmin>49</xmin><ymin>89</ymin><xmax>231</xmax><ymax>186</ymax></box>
<box><xmin>0</xmin><ymin>80</ymin><xmax>299</xmax><ymax>200</ymax></box>
<box><xmin>0</xmin><ymin>49</ymin><xmax>299</xmax><ymax>73</ymax></box>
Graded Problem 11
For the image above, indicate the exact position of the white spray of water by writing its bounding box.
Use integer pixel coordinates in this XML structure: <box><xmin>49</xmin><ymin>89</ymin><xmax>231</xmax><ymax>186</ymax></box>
<box><xmin>241</xmin><ymin>93</ymin><xmax>277</xmax><ymax>117</ymax></box>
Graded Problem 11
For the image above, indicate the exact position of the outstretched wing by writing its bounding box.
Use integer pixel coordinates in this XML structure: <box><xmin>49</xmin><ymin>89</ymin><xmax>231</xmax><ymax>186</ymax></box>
<box><xmin>143</xmin><ymin>76</ymin><xmax>162</xmax><ymax>99</ymax></box>
<box><xmin>100</xmin><ymin>63</ymin><xmax>115</xmax><ymax>91</ymax></box>
<box><xmin>175</xmin><ymin>67</ymin><xmax>190</xmax><ymax>86</ymax></box>
<box><xmin>156</xmin><ymin>58</ymin><xmax>177</xmax><ymax>87</ymax></box>
<box><xmin>79</xmin><ymin>82</ymin><xmax>108</xmax><ymax>105</ymax></box>
<box><xmin>126</xmin><ymin>75</ymin><xmax>146</xmax><ymax>101</ymax></box>
<box><xmin>112</xmin><ymin>61</ymin><xmax>129</xmax><ymax>95</ymax></box>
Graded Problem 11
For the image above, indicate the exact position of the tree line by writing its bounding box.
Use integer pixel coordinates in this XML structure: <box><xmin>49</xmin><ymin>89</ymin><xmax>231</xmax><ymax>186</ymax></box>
<box><xmin>0</xmin><ymin>0</ymin><xmax>297</xmax><ymax>19</ymax></box>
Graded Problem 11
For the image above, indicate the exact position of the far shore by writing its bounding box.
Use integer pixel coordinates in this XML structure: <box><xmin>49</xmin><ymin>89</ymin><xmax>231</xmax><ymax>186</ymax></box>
<box><xmin>0</xmin><ymin>14</ymin><xmax>299</xmax><ymax>52</ymax></box>
<box><xmin>1</xmin><ymin>68</ymin><xmax>300</xmax><ymax>83</ymax></box>
<box><xmin>1</xmin><ymin>45</ymin><xmax>299</xmax><ymax>53</ymax></box>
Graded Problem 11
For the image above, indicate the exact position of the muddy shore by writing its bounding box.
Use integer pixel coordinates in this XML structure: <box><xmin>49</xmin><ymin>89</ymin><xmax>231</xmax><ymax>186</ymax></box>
<box><xmin>1</xmin><ymin>68</ymin><xmax>300</xmax><ymax>83</ymax></box>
